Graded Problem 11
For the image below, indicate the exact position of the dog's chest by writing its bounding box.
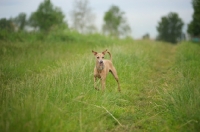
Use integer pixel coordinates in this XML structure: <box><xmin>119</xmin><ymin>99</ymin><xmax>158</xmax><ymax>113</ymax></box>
<box><xmin>97</xmin><ymin>65</ymin><xmax>104</xmax><ymax>71</ymax></box>
<box><xmin>94</xmin><ymin>68</ymin><xmax>105</xmax><ymax>78</ymax></box>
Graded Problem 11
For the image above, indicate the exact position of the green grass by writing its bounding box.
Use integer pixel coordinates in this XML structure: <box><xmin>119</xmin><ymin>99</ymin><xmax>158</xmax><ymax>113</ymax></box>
<box><xmin>0</xmin><ymin>33</ymin><xmax>200</xmax><ymax>131</ymax></box>
<box><xmin>157</xmin><ymin>42</ymin><xmax>200</xmax><ymax>131</ymax></box>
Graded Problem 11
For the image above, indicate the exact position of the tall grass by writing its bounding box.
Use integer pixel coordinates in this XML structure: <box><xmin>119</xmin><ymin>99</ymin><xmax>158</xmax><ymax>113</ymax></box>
<box><xmin>158</xmin><ymin>42</ymin><xmax>200</xmax><ymax>131</ymax></box>
<box><xmin>0</xmin><ymin>32</ymin><xmax>200</xmax><ymax>131</ymax></box>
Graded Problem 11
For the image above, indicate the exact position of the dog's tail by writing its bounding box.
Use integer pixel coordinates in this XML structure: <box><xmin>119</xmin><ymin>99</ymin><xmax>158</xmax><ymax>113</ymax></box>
<box><xmin>107</xmin><ymin>51</ymin><xmax>112</xmax><ymax>61</ymax></box>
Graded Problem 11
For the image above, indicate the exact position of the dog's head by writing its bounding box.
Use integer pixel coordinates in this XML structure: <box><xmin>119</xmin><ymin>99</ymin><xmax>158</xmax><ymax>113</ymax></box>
<box><xmin>92</xmin><ymin>49</ymin><xmax>107</xmax><ymax>65</ymax></box>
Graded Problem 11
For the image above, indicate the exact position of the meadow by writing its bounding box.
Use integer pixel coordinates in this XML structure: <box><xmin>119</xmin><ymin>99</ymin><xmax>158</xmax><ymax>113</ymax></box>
<box><xmin>0</xmin><ymin>32</ymin><xmax>200</xmax><ymax>131</ymax></box>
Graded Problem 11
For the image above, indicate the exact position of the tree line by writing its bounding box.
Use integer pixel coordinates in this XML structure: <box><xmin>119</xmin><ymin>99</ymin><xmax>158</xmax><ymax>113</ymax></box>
<box><xmin>0</xmin><ymin>0</ymin><xmax>199</xmax><ymax>43</ymax></box>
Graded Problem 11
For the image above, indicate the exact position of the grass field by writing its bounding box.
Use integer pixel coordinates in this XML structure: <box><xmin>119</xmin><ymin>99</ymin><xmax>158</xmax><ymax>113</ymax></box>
<box><xmin>0</xmin><ymin>33</ymin><xmax>200</xmax><ymax>131</ymax></box>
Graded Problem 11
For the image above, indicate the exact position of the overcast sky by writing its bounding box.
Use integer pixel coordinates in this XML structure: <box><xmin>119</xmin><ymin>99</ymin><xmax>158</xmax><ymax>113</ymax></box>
<box><xmin>0</xmin><ymin>0</ymin><xmax>193</xmax><ymax>39</ymax></box>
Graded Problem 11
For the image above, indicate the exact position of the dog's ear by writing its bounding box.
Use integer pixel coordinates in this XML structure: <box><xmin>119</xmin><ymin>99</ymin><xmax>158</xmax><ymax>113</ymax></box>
<box><xmin>102</xmin><ymin>49</ymin><xmax>107</xmax><ymax>55</ymax></box>
<box><xmin>92</xmin><ymin>50</ymin><xmax>97</xmax><ymax>55</ymax></box>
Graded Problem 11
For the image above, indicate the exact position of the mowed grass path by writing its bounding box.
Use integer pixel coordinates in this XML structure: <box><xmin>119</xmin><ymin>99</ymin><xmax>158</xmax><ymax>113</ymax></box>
<box><xmin>1</xmin><ymin>38</ymin><xmax>200</xmax><ymax>131</ymax></box>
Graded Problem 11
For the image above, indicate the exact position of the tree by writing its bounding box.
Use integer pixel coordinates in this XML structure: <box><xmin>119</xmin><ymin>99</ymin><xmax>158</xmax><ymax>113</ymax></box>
<box><xmin>157</xmin><ymin>12</ymin><xmax>184</xmax><ymax>44</ymax></box>
<box><xmin>70</xmin><ymin>0</ymin><xmax>96</xmax><ymax>34</ymax></box>
<box><xmin>13</xmin><ymin>12</ymin><xmax>27</xmax><ymax>31</ymax></box>
<box><xmin>0</xmin><ymin>18</ymin><xmax>15</xmax><ymax>32</ymax></box>
<box><xmin>187</xmin><ymin>0</ymin><xmax>200</xmax><ymax>37</ymax></box>
<box><xmin>142</xmin><ymin>33</ymin><xmax>150</xmax><ymax>40</ymax></box>
<box><xmin>102</xmin><ymin>5</ymin><xmax>131</xmax><ymax>38</ymax></box>
<box><xmin>29</xmin><ymin>0</ymin><xmax>65</xmax><ymax>32</ymax></box>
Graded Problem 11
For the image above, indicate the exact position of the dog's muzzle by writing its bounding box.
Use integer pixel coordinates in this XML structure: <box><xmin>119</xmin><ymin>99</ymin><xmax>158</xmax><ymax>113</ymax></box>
<box><xmin>99</xmin><ymin>60</ymin><xmax>104</xmax><ymax>65</ymax></box>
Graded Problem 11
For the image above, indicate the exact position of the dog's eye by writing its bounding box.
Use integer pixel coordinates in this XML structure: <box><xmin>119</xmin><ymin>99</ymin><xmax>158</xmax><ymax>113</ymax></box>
<box><xmin>102</xmin><ymin>57</ymin><xmax>104</xmax><ymax>59</ymax></box>
<box><xmin>97</xmin><ymin>57</ymin><xmax>99</xmax><ymax>59</ymax></box>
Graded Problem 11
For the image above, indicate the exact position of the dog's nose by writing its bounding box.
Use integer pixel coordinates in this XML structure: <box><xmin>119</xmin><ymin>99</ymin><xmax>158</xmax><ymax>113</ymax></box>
<box><xmin>100</xmin><ymin>60</ymin><xmax>103</xmax><ymax>63</ymax></box>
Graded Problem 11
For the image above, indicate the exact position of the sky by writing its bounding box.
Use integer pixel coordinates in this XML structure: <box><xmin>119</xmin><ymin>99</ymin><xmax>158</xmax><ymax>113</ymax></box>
<box><xmin>0</xmin><ymin>0</ymin><xmax>194</xmax><ymax>39</ymax></box>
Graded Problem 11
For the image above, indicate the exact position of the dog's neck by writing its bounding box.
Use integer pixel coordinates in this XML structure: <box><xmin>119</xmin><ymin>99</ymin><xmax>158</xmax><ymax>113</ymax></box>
<box><xmin>96</xmin><ymin>61</ymin><xmax>104</xmax><ymax>72</ymax></box>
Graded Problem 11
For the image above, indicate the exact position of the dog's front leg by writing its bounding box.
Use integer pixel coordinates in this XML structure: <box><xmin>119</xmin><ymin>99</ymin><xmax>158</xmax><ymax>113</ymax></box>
<box><xmin>101</xmin><ymin>77</ymin><xmax>106</xmax><ymax>91</ymax></box>
<box><xmin>94</xmin><ymin>77</ymin><xmax>99</xmax><ymax>90</ymax></box>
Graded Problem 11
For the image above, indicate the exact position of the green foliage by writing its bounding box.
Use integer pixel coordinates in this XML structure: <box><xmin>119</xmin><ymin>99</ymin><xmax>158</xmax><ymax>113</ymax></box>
<box><xmin>0</xmin><ymin>29</ymin><xmax>84</xmax><ymax>42</ymax></box>
<box><xmin>142</xmin><ymin>33</ymin><xmax>150</xmax><ymax>40</ymax></box>
<box><xmin>157</xmin><ymin>12</ymin><xmax>184</xmax><ymax>44</ymax></box>
<box><xmin>103</xmin><ymin>5</ymin><xmax>131</xmax><ymax>38</ymax></box>
<box><xmin>0</xmin><ymin>18</ymin><xmax>16</xmax><ymax>40</ymax></box>
<box><xmin>0</xmin><ymin>18</ymin><xmax>15</xmax><ymax>32</ymax></box>
<box><xmin>12</xmin><ymin>12</ymin><xmax>27</xmax><ymax>31</ymax></box>
<box><xmin>29</xmin><ymin>0</ymin><xmax>66</xmax><ymax>32</ymax></box>
<box><xmin>187</xmin><ymin>0</ymin><xmax>200</xmax><ymax>37</ymax></box>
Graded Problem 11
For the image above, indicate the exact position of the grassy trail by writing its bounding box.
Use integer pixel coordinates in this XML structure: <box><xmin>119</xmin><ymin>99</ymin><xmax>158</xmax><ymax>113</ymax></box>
<box><xmin>148</xmin><ymin>43</ymin><xmax>177</xmax><ymax>95</ymax></box>
<box><xmin>142</xmin><ymin>44</ymin><xmax>177</xmax><ymax>130</ymax></box>
<box><xmin>120</xmin><ymin>42</ymin><xmax>178</xmax><ymax>131</ymax></box>
<box><xmin>143</xmin><ymin>43</ymin><xmax>200</xmax><ymax>131</ymax></box>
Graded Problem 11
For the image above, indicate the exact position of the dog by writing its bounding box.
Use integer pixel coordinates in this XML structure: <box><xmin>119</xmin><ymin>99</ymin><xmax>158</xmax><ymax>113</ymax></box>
<box><xmin>92</xmin><ymin>49</ymin><xmax>120</xmax><ymax>92</ymax></box>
